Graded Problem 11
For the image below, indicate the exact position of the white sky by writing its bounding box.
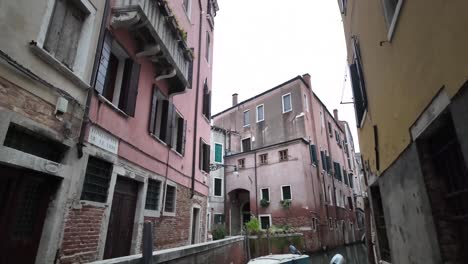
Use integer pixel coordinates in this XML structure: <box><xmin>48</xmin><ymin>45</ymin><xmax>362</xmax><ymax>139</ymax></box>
<box><xmin>211</xmin><ymin>0</ymin><xmax>359</xmax><ymax>151</ymax></box>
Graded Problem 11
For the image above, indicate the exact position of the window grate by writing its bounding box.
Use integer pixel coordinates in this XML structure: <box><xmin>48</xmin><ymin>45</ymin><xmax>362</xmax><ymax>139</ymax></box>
<box><xmin>81</xmin><ymin>157</ymin><xmax>112</xmax><ymax>203</ymax></box>
<box><xmin>164</xmin><ymin>185</ymin><xmax>176</xmax><ymax>213</ymax></box>
<box><xmin>145</xmin><ymin>179</ymin><xmax>162</xmax><ymax>211</ymax></box>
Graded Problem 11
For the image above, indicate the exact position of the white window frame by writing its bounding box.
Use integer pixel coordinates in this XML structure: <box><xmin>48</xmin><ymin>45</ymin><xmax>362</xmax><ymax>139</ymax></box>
<box><xmin>259</xmin><ymin>214</ymin><xmax>272</xmax><ymax>230</ymax></box>
<box><xmin>163</xmin><ymin>181</ymin><xmax>177</xmax><ymax>217</ymax></box>
<box><xmin>256</xmin><ymin>104</ymin><xmax>264</xmax><ymax>123</ymax></box>
<box><xmin>214</xmin><ymin>142</ymin><xmax>223</xmax><ymax>163</ymax></box>
<box><xmin>382</xmin><ymin>0</ymin><xmax>404</xmax><ymax>41</ymax></box>
<box><xmin>282</xmin><ymin>93</ymin><xmax>292</xmax><ymax>113</ymax></box>
<box><xmin>144</xmin><ymin>177</ymin><xmax>164</xmax><ymax>217</ymax></box>
<box><xmin>304</xmin><ymin>94</ymin><xmax>309</xmax><ymax>112</ymax></box>
<box><xmin>260</xmin><ymin>187</ymin><xmax>270</xmax><ymax>202</ymax></box>
<box><xmin>213</xmin><ymin>177</ymin><xmax>223</xmax><ymax>197</ymax></box>
<box><xmin>280</xmin><ymin>185</ymin><xmax>292</xmax><ymax>201</ymax></box>
<box><xmin>243</xmin><ymin>110</ymin><xmax>251</xmax><ymax>127</ymax></box>
<box><xmin>183</xmin><ymin>0</ymin><xmax>192</xmax><ymax>21</ymax></box>
<box><xmin>34</xmin><ymin>0</ymin><xmax>97</xmax><ymax>87</ymax></box>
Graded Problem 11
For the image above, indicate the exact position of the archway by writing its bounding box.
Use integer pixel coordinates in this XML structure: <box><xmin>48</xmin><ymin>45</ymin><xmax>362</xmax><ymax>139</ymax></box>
<box><xmin>227</xmin><ymin>188</ymin><xmax>250</xmax><ymax>235</ymax></box>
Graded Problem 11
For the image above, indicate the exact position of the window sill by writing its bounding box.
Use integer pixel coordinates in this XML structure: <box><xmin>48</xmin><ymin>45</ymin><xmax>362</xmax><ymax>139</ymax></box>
<box><xmin>97</xmin><ymin>95</ymin><xmax>130</xmax><ymax>118</ymax></box>
<box><xmin>30</xmin><ymin>43</ymin><xmax>91</xmax><ymax>90</ymax></box>
<box><xmin>243</xmin><ymin>124</ymin><xmax>251</xmax><ymax>128</ymax></box>
<box><xmin>79</xmin><ymin>200</ymin><xmax>108</xmax><ymax>208</ymax></box>
<box><xmin>282</xmin><ymin>110</ymin><xmax>292</xmax><ymax>114</ymax></box>
<box><xmin>202</xmin><ymin>115</ymin><xmax>211</xmax><ymax>124</ymax></box>
<box><xmin>170</xmin><ymin>148</ymin><xmax>184</xmax><ymax>157</ymax></box>
<box><xmin>163</xmin><ymin>211</ymin><xmax>176</xmax><ymax>217</ymax></box>
<box><xmin>150</xmin><ymin>133</ymin><xmax>169</xmax><ymax>147</ymax></box>
<box><xmin>144</xmin><ymin>209</ymin><xmax>161</xmax><ymax>218</ymax></box>
<box><xmin>256</xmin><ymin>120</ymin><xmax>264</xmax><ymax>123</ymax></box>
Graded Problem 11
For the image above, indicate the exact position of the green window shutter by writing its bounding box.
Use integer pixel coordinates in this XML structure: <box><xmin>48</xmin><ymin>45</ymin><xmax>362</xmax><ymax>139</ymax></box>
<box><xmin>214</xmin><ymin>143</ymin><xmax>222</xmax><ymax>163</ymax></box>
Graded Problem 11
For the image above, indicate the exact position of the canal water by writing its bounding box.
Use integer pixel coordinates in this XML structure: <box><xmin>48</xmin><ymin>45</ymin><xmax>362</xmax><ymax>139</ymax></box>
<box><xmin>308</xmin><ymin>243</ymin><xmax>369</xmax><ymax>264</ymax></box>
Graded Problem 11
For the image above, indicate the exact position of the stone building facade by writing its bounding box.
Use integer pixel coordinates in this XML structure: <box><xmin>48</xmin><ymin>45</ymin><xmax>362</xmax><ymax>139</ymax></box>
<box><xmin>211</xmin><ymin>75</ymin><xmax>359</xmax><ymax>252</ymax></box>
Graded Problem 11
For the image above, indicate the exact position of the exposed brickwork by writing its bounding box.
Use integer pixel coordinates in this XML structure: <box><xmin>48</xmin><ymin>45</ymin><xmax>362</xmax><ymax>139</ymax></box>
<box><xmin>145</xmin><ymin>184</ymin><xmax>208</xmax><ymax>250</ymax></box>
<box><xmin>0</xmin><ymin>76</ymin><xmax>82</xmax><ymax>137</ymax></box>
<box><xmin>59</xmin><ymin>205</ymin><xmax>105</xmax><ymax>264</ymax></box>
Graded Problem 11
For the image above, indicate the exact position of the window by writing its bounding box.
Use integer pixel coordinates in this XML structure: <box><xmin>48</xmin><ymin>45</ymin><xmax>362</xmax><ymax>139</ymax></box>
<box><xmin>381</xmin><ymin>0</ymin><xmax>403</xmax><ymax>39</ymax></box>
<box><xmin>145</xmin><ymin>179</ymin><xmax>162</xmax><ymax>211</ymax></box>
<box><xmin>259</xmin><ymin>153</ymin><xmax>268</xmax><ymax>165</ymax></box>
<box><xmin>343</xmin><ymin>168</ymin><xmax>349</xmax><ymax>185</ymax></box>
<box><xmin>256</xmin><ymin>104</ymin><xmax>264</xmax><ymax>122</ymax></box>
<box><xmin>214</xmin><ymin>178</ymin><xmax>222</xmax><ymax>197</ymax></box>
<box><xmin>349</xmin><ymin>37</ymin><xmax>368</xmax><ymax>128</ymax></box>
<box><xmin>214</xmin><ymin>214</ymin><xmax>225</xmax><ymax>224</ymax></box>
<box><xmin>320</xmin><ymin>150</ymin><xmax>327</xmax><ymax>171</ymax></box>
<box><xmin>281</xmin><ymin>185</ymin><xmax>292</xmax><ymax>200</ymax></box>
<box><xmin>349</xmin><ymin>174</ymin><xmax>354</xmax><ymax>188</ymax></box>
<box><xmin>348</xmin><ymin>197</ymin><xmax>354</xmax><ymax>210</ymax></box>
<box><xmin>243</xmin><ymin>110</ymin><xmax>250</xmax><ymax>127</ymax></box>
<box><xmin>202</xmin><ymin>82</ymin><xmax>211</xmax><ymax>119</ymax></box>
<box><xmin>81</xmin><ymin>156</ymin><xmax>113</xmax><ymax>203</ymax></box>
<box><xmin>328</xmin><ymin>122</ymin><xmax>333</xmax><ymax>137</ymax></box>
<box><xmin>199</xmin><ymin>139</ymin><xmax>210</xmax><ymax>173</ymax></box>
<box><xmin>172</xmin><ymin>111</ymin><xmax>187</xmax><ymax>155</ymax></box>
<box><xmin>214</xmin><ymin>143</ymin><xmax>223</xmax><ymax>163</ymax></box>
<box><xmin>320</xmin><ymin>111</ymin><xmax>325</xmax><ymax>131</ymax></box>
<box><xmin>279</xmin><ymin>149</ymin><xmax>288</xmax><ymax>161</ymax></box>
<box><xmin>334</xmin><ymin>162</ymin><xmax>342</xmax><ymax>181</ymax></box>
<box><xmin>242</xmin><ymin>138</ymin><xmax>251</xmax><ymax>152</ymax></box>
<box><xmin>238</xmin><ymin>158</ymin><xmax>245</xmax><ymax>169</ymax></box>
<box><xmin>329</xmin><ymin>217</ymin><xmax>333</xmax><ymax>230</ymax></box>
<box><xmin>205</xmin><ymin>32</ymin><xmax>211</xmax><ymax>63</ymax></box>
<box><xmin>95</xmin><ymin>34</ymin><xmax>141</xmax><ymax>116</ymax></box>
<box><xmin>282</xmin><ymin>93</ymin><xmax>292</xmax><ymax>113</ymax></box>
<box><xmin>44</xmin><ymin>0</ymin><xmax>87</xmax><ymax>69</ymax></box>
<box><xmin>309</xmin><ymin>145</ymin><xmax>318</xmax><ymax>165</ymax></box>
<box><xmin>328</xmin><ymin>187</ymin><xmax>333</xmax><ymax>205</ymax></box>
<box><xmin>259</xmin><ymin>215</ymin><xmax>272</xmax><ymax>230</ymax></box>
<box><xmin>371</xmin><ymin>185</ymin><xmax>391</xmax><ymax>262</ymax></box>
<box><xmin>164</xmin><ymin>184</ymin><xmax>176</xmax><ymax>213</ymax></box>
<box><xmin>261</xmin><ymin>188</ymin><xmax>270</xmax><ymax>202</ymax></box>
<box><xmin>183</xmin><ymin>0</ymin><xmax>191</xmax><ymax>17</ymax></box>
<box><xmin>312</xmin><ymin>218</ymin><xmax>318</xmax><ymax>232</ymax></box>
<box><xmin>304</xmin><ymin>94</ymin><xmax>309</xmax><ymax>112</ymax></box>
<box><xmin>326</xmin><ymin>155</ymin><xmax>332</xmax><ymax>174</ymax></box>
<box><xmin>339</xmin><ymin>0</ymin><xmax>348</xmax><ymax>15</ymax></box>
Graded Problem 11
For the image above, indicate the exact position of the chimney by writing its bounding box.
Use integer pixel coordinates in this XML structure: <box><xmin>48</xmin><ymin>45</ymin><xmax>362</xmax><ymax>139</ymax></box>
<box><xmin>333</xmin><ymin>109</ymin><xmax>339</xmax><ymax>121</ymax></box>
<box><xmin>302</xmin><ymin>73</ymin><xmax>311</xmax><ymax>88</ymax></box>
<box><xmin>232</xmin><ymin>93</ymin><xmax>238</xmax><ymax>106</ymax></box>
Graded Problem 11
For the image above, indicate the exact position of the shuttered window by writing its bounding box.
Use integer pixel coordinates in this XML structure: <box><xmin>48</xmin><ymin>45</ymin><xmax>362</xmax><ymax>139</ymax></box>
<box><xmin>320</xmin><ymin>151</ymin><xmax>327</xmax><ymax>171</ymax></box>
<box><xmin>164</xmin><ymin>185</ymin><xmax>176</xmax><ymax>213</ymax></box>
<box><xmin>349</xmin><ymin>174</ymin><xmax>354</xmax><ymax>188</ymax></box>
<box><xmin>81</xmin><ymin>157</ymin><xmax>113</xmax><ymax>203</ymax></box>
<box><xmin>44</xmin><ymin>0</ymin><xmax>86</xmax><ymax>69</ymax></box>
<box><xmin>145</xmin><ymin>179</ymin><xmax>162</xmax><ymax>211</ymax></box>
<box><xmin>214</xmin><ymin>143</ymin><xmax>222</xmax><ymax>163</ymax></box>
<box><xmin>343</xmin><ymin>168</ymin><xmax>349</xmax><ymax>185</ymax></box>
<box><xmin>310</xmin><ymin>145</ymin><xmax>318</xmax><ymax>165</ymax></box>
<box><xmin>334</xmin><ymin>162</ymin><xmax>342</xmax><ymax>181</ymax></box>
<box><xmin>199</xmin><ymin>139</ymin><xmax>210</xmax><ymax>173</ymax></box>
<box><xmin>214</xmin><ymin>178</ymin><xmax>222</xmax><ymax>196</ymax></box>
<box><xmin>326</xmin><ymin>156</ymin><xmax>331</xmax><ymax>174</ymax></box>
<box><xmin>349</xmin><ymin>37</ymin><xmax>368</xmax><ymax>128</ymax></box>
<box><xmin>202</xmin><ymin>83</ymin><xmax>211</xmax><ymax>119</ymax></box>
<box><xmin>171</xmin><ymin>110</ymin><xmax>187</xmax><ymax>155</ymax></box>
<box><xmin>94</xmin><ymin>31</ymin><xmax>140</xmax><ymax>116</ymax></box>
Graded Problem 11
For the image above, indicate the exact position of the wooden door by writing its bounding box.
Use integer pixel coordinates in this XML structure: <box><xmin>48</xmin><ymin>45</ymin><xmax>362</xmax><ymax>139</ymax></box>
<box><xmin>0</xmin><ymin>165</ymin><xmax>58</xmax><ymax>264</ymax></box>
<box><xmin>104</xmin><ymin>177</ymin><xmax>138</xmax><ymax>259</ymax></box>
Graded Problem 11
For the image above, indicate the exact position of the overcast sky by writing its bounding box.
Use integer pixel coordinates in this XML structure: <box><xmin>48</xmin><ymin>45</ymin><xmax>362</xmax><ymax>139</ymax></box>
<box><xmin>211</xmin><ymin>0</ymin><xmax>359</xmax><ymax>151</ymax></box>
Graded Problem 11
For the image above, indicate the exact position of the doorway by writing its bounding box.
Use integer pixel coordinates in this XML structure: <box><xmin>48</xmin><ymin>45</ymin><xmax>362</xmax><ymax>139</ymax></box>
<box><xmin>0</xmin><ymin>165</ymin><xmax>58</xmax><ymax>264</ymax></box>
<box><xmin>191</xmin><ymin>207</ymin><xmax>200</xmax><ymax>244</ymax></box>
<box><xmin>104</xmin><ymin>177</ymin><xmax>138</xmax><ymax>259</ymax></box>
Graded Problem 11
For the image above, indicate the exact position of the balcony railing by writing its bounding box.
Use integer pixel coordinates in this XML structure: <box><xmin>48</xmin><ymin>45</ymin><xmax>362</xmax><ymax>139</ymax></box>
<box><xmin>112</xmin><ymin>0</ymin><xmax>193</xmax><ymax>95</ymax></box>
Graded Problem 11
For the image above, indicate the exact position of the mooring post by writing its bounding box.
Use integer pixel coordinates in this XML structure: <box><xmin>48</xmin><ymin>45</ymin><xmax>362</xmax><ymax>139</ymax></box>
<box><xmin>142</xmin><ymin>221</ymin><xmax>153</xmax><ymax>264</ymax></box>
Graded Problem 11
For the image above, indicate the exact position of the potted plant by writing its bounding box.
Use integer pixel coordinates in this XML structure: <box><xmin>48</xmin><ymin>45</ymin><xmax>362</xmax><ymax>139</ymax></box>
<box><xmin>280</xmin><ymin>199</ymin><xmax>292</xmax><ymax>209</ymax></box>
<box><xmin>260</xmin><ymin>198</ymin><xmax>270</xmax><ymax>208</ymax></box>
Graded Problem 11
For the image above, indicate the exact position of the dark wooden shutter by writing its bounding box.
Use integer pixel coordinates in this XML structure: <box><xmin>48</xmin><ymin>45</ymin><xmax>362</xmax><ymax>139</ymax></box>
<box><xmin>204</xmin><ymin>144</ymin><xmax>210</xmax><ymax>172</ymax></box>
<box><xmin>320</xmin><ymin>151</ymin><xmax>326</xmax><ymax>170</ymax></box>
<box><xmin>187</xmin><ymin>59</ymin><xmax>194</xmax><ymax>87</ymax></box>
<box><xmin>95</xmin><ymin>31</ymin><xmax>113</xmax><ymax>94</ymax></box>
<box><xmin>165</xmin><ymin>103</ymin><xmax>175</xmax><ymax>146</ymax></box>
<box><xmin>310</xmin><ymin>145</ymin><xmax>317</xmax><ymax>164</ymax></box>
<box><xmin>148</xmin><ymin>87</ymin><xmax>158</xmax><ymax>134</ymax></box>
<box><xmin>159</xmin><ymin>100</ymin><xmax>169</xmax><ymax>141</ymax></box>
<box><xmin>207</xmin><ymin>92</ymin><xmax>211</xmax><ymax>118</ymax></box>
<box><xmin>121</xmin><ymin>59</ymin><xmax>140</xmax><ymax>117</ymax></box>
<box><xmin>181</xmin><ymin>120</ymin><xmax>187</xmax><ymax>155</ymax></box>
<box><xmin>199</xmin><ymin>138</ymin><xmax>203</xmax><ymax>170</ymax></box>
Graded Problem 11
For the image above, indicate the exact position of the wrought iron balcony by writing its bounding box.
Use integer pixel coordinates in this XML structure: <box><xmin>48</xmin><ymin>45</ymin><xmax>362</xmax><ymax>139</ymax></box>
<box><xmin>111</xmin><ymin>0</ymin><xmax>193</xmax><ymax>95</ymax></box>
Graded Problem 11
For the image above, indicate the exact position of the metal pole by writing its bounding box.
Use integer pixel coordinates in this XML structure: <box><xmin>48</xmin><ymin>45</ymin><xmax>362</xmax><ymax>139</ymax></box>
<box><xmin>267</xmin><ymin>226</ymin><xmax>271</xmax><ymax>255</ymax></box>
<box><xmin>142</xmin><ymin>222</ymin><xmax>154</xmax><ymax>264</ymax></box>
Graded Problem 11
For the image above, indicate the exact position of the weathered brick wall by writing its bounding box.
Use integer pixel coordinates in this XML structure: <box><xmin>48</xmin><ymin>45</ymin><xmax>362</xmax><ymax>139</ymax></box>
<box><xmin>0</xmin><ymin>76</ymin><xmax>82</xmax><ymax>137</ymax></box>
<box><xmin>60</xmin><ymin>205</ymin><xmax>105</xmax><ymax>264</ymax></box>
<box><xmin>272</xmin><ymin>216</ymin><xmax>319</xmax><ymax>252</ymax></box>
<box><xmin>145</xmin><ymin>185</ymin><xmax>208</xmax><ymax>250</ymax></box>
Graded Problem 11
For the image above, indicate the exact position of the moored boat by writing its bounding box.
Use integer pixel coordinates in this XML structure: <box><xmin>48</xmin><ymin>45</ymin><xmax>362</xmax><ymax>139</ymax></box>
<box><xmin>247</xmin><ymin>254</ymin><xmax>310</xmax><ymax>264</ymax></box>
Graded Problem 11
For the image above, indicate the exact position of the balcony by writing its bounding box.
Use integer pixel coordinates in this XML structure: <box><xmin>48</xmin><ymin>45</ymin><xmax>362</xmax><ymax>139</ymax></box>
<box><xmin>111</xmin><ymin>0</ymin><xmax>193</xmax><ymax>95</ymax></box>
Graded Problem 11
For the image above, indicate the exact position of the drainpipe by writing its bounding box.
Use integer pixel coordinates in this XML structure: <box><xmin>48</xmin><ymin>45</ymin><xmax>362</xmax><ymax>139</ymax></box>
<box><xmin>77</xmin><ymin>0</ymin><xmax>110</xmax><ymax>158</ymax></box>
<box><xmin>190</xmin><ymin>0</ymin><xmax>204</xmax><ymax>198</ymax></box>
<box><xmin>325</xmin><ymin>111</ymin><xmax>338</xmax><ymax>246</ymax></box>
<box><xmin>223</xmin><ymin>129</ymin><xmax>228</xmax><ymax>233</ymax></box>
<box><xmin>254</xmin><ymin>150</ymin><xmax>258</xmax><ymax>216</ymax></box>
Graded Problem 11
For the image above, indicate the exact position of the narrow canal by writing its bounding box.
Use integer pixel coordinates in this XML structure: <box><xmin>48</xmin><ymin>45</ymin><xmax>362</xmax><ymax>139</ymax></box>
<box><xmin>308</xmin><ymin>243</ymin><xmax>368</xmax><ymax>264</ymax></box>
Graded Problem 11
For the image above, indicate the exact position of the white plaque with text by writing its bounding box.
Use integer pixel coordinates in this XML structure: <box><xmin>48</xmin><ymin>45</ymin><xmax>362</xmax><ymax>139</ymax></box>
<box><xmin>88</xmin><ymin>126</ymin><xmax>119</xmax><ymax>154</ymax></box>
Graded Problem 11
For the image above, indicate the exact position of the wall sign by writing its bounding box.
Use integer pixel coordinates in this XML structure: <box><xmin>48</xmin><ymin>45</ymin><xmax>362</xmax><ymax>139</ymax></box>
<box><xmin>88</xmin><ymin>126</ymin><xmax>119</xmax><ymax>154</ymax></box>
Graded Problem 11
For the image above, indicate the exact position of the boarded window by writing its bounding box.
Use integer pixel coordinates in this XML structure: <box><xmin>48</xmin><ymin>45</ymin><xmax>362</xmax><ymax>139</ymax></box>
<box><xmin>214</xmin><ymin>178</ymin><xmax>222</xmax><ymax>196</ymax></box>
<box><xmin>261</xmin><ymin>188</ymin><xmax>270</xmax><ymax>201</ymax></box>
<box><xmin>214</xmin><ymin>143</ymin><xmax>222</xmax><ymax>163</ymax></box>
<box><xmin>214</xmin><ymin>214</ymin><xmax>225</xmax><ymax>224</ymax></box>
<box><xmin>243</xmin><ymin>110</ymin><xmax>250</xmax><ymax>126</ymax></box>
<box><xmin>44</xmin><ymin>0</ymin><xmax>86</xmax><ymax>68</ymax></box>
<box><xmin>279</xmin><ymin>150</ymin><xmax>288</xmax><ymax>161</ymax></box>
<box><xmin>164</xmin><ymin>185</ymin><xmax>176</xmax><ymax>213</ymax></box>
<box><xmin>282</xmin><ymin>93</ymin><xmax>292</xmax><ymax>113</ymax></box>
<box><xmin>145</xmin><ymin>179</ymin><xmax>162</xmax><ymax>211</ymax></box>
<box><xmin>260</xmin><ymin>216</ymin><xmax>271</xmax><ymax>230</ymax></box>
<box><xmin>81</xmin><ymin>157</ymin><xmax>113</xmax><ymax>203</ymax></box>
<box><xmin>242</xmin><ymin>138</ymin><xmax>251</xmax><ymax>152</ymax></box>
<box><xmin>281</xmin><ymin>185</ymin><xmax>292</xmax><ymax>200</ymax></box>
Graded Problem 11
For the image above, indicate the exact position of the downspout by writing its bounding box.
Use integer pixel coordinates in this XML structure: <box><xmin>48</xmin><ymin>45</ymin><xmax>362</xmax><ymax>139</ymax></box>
<box><xmin>325</xmin><ymin>111</ymin><xmax>338</xmax><ymax>245</ymax></box>
<box><xmin>254</xmin><ymin>150</ymin><xmax>258</xmax><ymax>216</ymax></box>
<box><xmin>191</xmin><ymin>0</ymin><xmax>204</xmax><ymax>198</ymax></box>
<box><xmin>223</xmin><ymin>130</ymin><xmax>228</xmax><ymax>232</ymax></box>
<box><xmin>77</xmin><ymin>0</ymin><xmax>111</xmax><ymax>158</ymax></box>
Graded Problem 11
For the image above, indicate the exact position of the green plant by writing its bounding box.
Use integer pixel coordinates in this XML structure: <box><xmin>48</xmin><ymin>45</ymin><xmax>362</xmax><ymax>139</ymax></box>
<box><xmin>245</xmin><ymin>217</ymin><xmax>260</xmax><ymax>235</ymax></box>
<box><xmin>280</xmin><ymin>199</ymin><xmax>292</xmax><ymax>208</ymax></box>
<box><xmin>260</xmin><ymin>198</ymin><xmax>270</xmax><ymax>208</ymax></box>
<box><xmin>212</xmin><ymin>225</ymin><xmax>226</xmax><ymax>240</ymax></box>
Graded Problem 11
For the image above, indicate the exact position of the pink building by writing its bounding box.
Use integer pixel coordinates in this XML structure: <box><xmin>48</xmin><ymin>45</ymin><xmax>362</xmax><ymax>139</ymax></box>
<box><xmin>212</xmin><ymin>74</ymin><xmax>358</xmax><ymax>252</ymax></box>
<box><xmin>58</xmin><ymin>0</ymin><xmax>219</xmax><ymax>262</ymax></box>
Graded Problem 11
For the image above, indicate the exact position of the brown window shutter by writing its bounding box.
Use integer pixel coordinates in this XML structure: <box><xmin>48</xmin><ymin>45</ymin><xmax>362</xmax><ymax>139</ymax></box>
<box><xmin>204</xmin><ymin>144</ymin><xmax>210</xmax><ymax>172</ymax></box>
<box><xmin>121</xmin><ymin>59</ymin><xmax>141</xmax><ymax>117</ymax></box>
<box><xmin>181</xmin><ymin>120</ymin><xmax>187</xmax><ymax>156</ymax></box>
<box><xmin>165</xmin><ymin>103</ymin><xmax>175</xmax><ymax>146</ymax></box>
<box><xmin>148</xmin><ymin>86</ymin><xmax>158</xmax><ymax>134</ymax></box>
<box><xmin>95</xmin><ymin>31</ymin><xmax>113</xmax><ymax>95</ymax></box>
<box><xmin>207</xmin><ymin>92</ymin><xmax>211</xmax><ymax>118</ymax></box>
